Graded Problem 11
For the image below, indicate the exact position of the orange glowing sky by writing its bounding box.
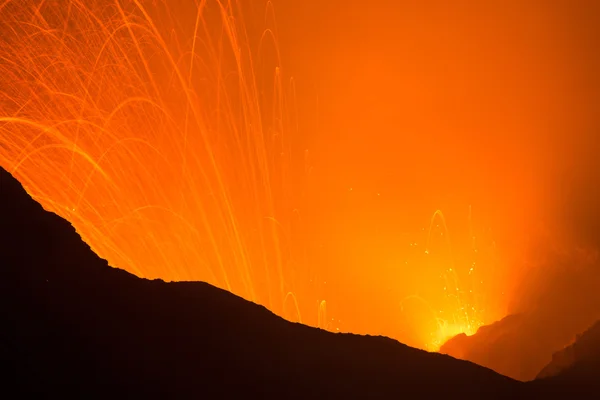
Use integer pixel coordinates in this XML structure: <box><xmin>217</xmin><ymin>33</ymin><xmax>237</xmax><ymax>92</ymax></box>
<box><xmin>1</xmin><ymin>0</ymin><xmax>600</xmax><ymax>351</ymax></box>
<box><xmin>273</xmin><ymin>0</ymin><xmax>600</xmax><ymax>347</ymax></box>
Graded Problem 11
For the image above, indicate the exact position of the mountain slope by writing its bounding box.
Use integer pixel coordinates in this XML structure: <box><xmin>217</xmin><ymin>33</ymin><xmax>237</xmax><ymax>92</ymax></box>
<box><xmin>2</xmin><ymin>166</ymin><xmax>522</xmax><ymax>398</ymax></box>
<box><xmin>537</xmin><ymin>320</ymin><xmax>600</xmax><ymax>381</ymax></box>
<box><xmin>440</xmin><ymin>241</ymin><xmax>600</xmax><ymax>382</ymax></box>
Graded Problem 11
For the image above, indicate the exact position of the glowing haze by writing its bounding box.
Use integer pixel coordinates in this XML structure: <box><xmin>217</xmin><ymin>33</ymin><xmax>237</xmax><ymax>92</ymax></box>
<box><xmin>1</xmin><ymin>0</ymin><xmax>598</xmax><ymax>351</ymax></box>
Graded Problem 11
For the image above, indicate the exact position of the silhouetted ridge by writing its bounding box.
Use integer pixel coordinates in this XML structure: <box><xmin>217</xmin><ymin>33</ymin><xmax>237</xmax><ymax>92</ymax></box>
<box><xmin>0</xmin><ymin>165</ymin><xmax>589</xmax><ymax>398</ymax></box>
<box><xmin>440</xmin><ymin>240</ymin><xmax>600</xmax><ymax>383</ymax></box>
<box><xmin>537</xmin><ymin>320</ymin><xmax>600</xmax><ymax>380</ymax></box>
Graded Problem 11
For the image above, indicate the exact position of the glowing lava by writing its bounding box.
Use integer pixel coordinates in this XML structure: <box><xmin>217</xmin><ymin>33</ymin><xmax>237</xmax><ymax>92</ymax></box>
<box><xmin>0</xmin><ymin>0</ymin><xmax>507</xmax><ymax>349</ymax></box>
<box><xmin>0</xmin><ymin>0</ymin><xmax>300</xmax><ymax>315</ymax></box>
<box><xmin>400</xmin><ymin>209</ymin><xmax>501</xmax><ymax>351</ymax></box>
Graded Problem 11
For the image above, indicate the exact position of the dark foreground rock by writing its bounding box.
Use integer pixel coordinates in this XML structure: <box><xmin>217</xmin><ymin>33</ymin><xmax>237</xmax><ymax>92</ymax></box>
<box><xmin>0</xmin><ymin>166</ymin><xmax>595</xmax><ymax>398</ymax></box>
<box><xmin>440</xmin><ymin>240</ymin><xmax>600</xmax><ymax>383</ymax></box>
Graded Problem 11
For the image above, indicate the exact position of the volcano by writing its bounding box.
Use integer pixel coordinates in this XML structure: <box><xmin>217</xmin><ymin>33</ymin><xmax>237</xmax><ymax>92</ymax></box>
<box><xmin>1</xmin><ymin>165</ymin><xmax>598</xmax><ymax>398</ymax></box>
<box><xmin>440</xmin><ymin>240</ymin><xmax>600</xmax><ymax>383</ymax></box>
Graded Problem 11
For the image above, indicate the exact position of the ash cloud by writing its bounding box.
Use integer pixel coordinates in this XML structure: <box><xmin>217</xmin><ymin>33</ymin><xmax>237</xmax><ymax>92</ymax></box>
<box><xmin>514</xmin><ymin>0</ymin><xmax>600</xmax><ymax>330</ymax></box>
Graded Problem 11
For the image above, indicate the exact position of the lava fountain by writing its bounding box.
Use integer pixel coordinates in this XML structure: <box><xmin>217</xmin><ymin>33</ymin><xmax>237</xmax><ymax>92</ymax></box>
<box><xmin>0</xmin><ymin>0</ymin><xmax>508</xmax><ymax>348</ymax></box>
<box><xmin>399</xmin><ymin>208</ymin><xmax>505</xmax><ymax>350</ymax></box>
<box><xmin>0</xmin><ymin>0</ymin><xmax>303</xmax><ymax>316</ymax></box>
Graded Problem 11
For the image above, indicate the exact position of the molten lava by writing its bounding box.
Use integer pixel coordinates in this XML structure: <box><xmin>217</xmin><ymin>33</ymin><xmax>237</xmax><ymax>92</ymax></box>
<box><xmin>0</xmin><ymin>0</ymin><xmax>287</xmax><ymax>308</ymax></box>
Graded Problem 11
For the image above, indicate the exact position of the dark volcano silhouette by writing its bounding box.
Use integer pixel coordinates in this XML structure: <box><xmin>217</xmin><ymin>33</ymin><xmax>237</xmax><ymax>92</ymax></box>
<box><xmin>537</xmin><ymin>320</ymin><xmax>600</xmax><ymax>380</ymax></box>
<box><xmin>440</xmin><ymin>238</ymin><xmax>600</xmax><ymax>383</ymax></box>
<box><xmin>0</xmin><ymin>165</ymin><xmax>596</xmax><ymax>398</ymax></box>
<box><xmin>440</xmin><ymin>313</ymin><xmax>580</xmax><ymax>382</ymax></box>
<box><xmin>528</xmin><ymin>319</ymin><xmax>600</xmax><ymax>397</ymax></box>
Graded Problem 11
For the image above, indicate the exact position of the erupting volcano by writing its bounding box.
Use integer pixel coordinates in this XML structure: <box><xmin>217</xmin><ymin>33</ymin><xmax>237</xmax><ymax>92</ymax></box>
<box><xmin>0</xmin><ymin>0</ymin><xmax>303</xmax><ymax>315</ymax></box>
<box><xmin>3</xmin><ymin>0</ymin><xmax>600</xmax><ymax>391</ymax></box>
